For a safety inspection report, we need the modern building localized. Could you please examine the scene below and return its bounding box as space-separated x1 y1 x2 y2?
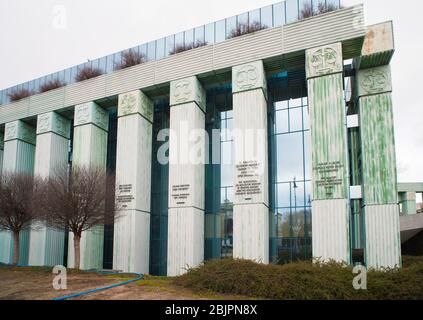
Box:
0 1 419 276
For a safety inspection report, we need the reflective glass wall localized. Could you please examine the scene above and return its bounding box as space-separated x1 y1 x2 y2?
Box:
0 0 341 106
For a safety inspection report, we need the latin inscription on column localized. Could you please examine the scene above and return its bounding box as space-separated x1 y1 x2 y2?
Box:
171 184 191 206
314 161 345 198
117 184 134 209
235 160 262 201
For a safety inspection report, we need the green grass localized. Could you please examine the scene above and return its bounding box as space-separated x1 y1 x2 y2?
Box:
174 257 423 300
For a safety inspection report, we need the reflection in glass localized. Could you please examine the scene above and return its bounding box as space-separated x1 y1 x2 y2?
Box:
215 19 226 43
277 132 304 182
261 5 273 28
273 2 286 27
286 0 299 23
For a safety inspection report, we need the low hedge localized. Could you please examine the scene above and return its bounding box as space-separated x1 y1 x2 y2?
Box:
174 257 423 300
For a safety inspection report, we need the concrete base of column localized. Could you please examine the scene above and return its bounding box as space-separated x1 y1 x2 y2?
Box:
233 203 269 264
312 199 350 263
68 225 104 270
113 210 150 274
167 207 204 276
365 204 401 269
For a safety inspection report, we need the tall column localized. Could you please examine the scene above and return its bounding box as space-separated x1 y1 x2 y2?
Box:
0 120 36 265
232 60 269 264
67 102 109 270
29 112 71 266
357 65 401 269
306 43 350 263
399 192 417 215
113 90 153 274
167 76 205 276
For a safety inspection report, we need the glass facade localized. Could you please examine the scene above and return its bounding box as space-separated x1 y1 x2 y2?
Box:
0 0 341 106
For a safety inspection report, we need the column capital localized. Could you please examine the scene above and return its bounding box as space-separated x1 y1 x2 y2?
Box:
118 90 154 123
232 60 267 96
74 102 109 131
37 112 71 139
357 65 392 97
306 42 343 79
170 76 206 112
4 120 36 145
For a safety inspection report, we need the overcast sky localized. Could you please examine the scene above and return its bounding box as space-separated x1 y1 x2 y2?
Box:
0 0 422 182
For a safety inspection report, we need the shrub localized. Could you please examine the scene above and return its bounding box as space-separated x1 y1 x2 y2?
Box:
169 40 208 55
7 89 34 102
39 79 66 93
228 21 267 39
174 258 423 300
114 49 146 70
75 66 104 82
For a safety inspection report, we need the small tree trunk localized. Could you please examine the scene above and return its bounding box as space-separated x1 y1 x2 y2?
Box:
74 235 81 270
12 232 20 265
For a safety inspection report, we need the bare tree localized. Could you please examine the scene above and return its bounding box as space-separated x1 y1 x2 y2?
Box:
43 165 118 270
0 173 46 265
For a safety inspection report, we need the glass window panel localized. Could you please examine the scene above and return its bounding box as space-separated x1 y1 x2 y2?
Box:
238 12 248 26
249 9 261 24
105 54 114 73
98 56 107 74
303 96 308 106
175 31 184 49
273 2 286 27
292 181 305 207
299 0 312 19
165 35 174 57
291 209 305 237
289 98 302 108
147 41 156 61
226 187 234 204
313 0 326 15
286 0 299 23
277 183 291 208
290 107 303 132
275 100 288 110
139 44 148 59
205 23 215 45
261 5 273 28
156 38 165 60
277 210 291 237
215 19 226 43
277 132 304 182
194 26 205 44
276 109 289 134
185 29 194 47
226 16 236 39
327 0 340 10
304 131 312 180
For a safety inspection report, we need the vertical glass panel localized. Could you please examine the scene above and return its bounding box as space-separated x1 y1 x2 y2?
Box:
261 5 273 28
215 19 226 43
276 109 289 134
305 181 312 206
139 44 148 59
237 12 248 26
313 0 326 15
327 0 340 10
194 26 205 44
299 0 312 19
277 183 291 208
221 142 233 187
226 16 236 39
249 8 261 24
277 210 291 237
175 31 185 50
277 132 304 182
98 56 107 74
289 98 302 108
185 29 194 47
205 23 215 45
286 0 299 23
290 107 303 132
156 38 165 60
275 100 289 110
165 35 174 57
147 41 156 61
292 181 305 207
273 2 286 27
291 209 305 237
